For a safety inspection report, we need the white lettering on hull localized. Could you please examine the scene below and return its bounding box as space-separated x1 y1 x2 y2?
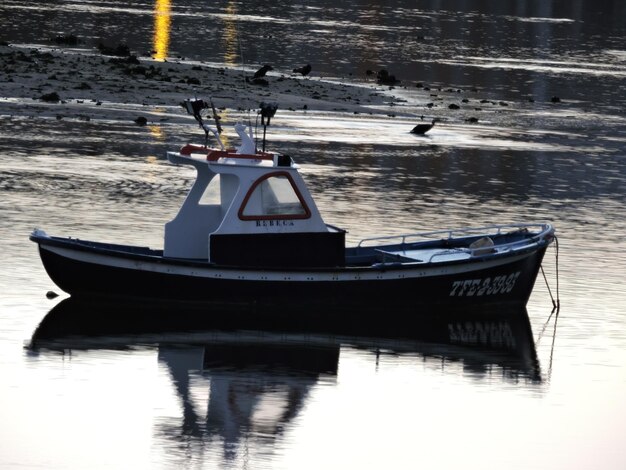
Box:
449 271 521 297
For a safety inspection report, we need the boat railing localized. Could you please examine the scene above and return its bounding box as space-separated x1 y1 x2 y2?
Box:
356 223 553 260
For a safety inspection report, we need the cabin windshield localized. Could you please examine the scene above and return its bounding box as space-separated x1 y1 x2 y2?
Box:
239 173 310 219
199 174 220 205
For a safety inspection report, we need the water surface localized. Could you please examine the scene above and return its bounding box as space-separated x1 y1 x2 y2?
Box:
1 1 625 469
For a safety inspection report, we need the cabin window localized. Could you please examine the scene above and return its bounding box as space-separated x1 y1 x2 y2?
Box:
199 174 220 205
239 172 311 220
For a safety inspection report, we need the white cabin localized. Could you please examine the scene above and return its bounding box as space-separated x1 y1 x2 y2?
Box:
164 130 345 268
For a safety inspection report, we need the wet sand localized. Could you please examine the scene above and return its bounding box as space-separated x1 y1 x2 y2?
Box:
0 42 509 129
0 43 405 124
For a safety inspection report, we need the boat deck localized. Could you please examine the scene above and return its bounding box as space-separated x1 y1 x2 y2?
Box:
345 224 552 267
33 223 553 270
374 247 471 264
371 245 530 264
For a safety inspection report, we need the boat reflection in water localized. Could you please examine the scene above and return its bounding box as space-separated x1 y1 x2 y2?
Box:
156 340 339 457
29 298 543 460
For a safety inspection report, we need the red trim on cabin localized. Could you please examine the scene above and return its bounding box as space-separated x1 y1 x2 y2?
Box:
238 171 312 221
179 144 208 155
179 145 275 162
206 150 274 162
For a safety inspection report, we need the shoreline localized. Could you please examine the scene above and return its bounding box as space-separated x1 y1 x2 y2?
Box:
0 43 407 125
0 42 509 130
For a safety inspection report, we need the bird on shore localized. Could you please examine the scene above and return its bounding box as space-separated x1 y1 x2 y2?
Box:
253 64 273 79
245 77 269 86
293 64 312 76
410 118 436 135
377 68 399 85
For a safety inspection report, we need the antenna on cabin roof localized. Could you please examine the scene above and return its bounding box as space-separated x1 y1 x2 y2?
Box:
209 98 223 135
181 98 224 150
259 102 278 152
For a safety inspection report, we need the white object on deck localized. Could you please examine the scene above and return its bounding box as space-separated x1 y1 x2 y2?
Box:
235 122 256 154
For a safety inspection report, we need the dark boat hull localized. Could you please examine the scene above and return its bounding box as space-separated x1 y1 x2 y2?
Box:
32 232 550 313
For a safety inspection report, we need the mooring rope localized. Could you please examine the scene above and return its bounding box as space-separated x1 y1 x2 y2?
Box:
535 235 561 381
554 235 560 309
540 235 560 312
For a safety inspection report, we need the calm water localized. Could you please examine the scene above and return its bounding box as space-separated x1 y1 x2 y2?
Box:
1 1 626 469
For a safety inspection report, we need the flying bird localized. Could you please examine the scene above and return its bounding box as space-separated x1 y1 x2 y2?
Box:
293 64 312 76
253 64 273 79
410 118 436 135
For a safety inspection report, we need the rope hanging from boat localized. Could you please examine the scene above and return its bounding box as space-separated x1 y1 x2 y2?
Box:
540 235 560 312
535 236 561 376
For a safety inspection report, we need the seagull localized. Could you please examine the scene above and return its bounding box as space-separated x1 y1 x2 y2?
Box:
253 64 273 79
293 64 312 76
410 118 436 135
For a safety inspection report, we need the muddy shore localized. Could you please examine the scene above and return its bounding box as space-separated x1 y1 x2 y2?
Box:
0 41 514 132
0 43 409 124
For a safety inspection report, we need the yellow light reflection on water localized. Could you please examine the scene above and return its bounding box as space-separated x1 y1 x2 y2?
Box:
147 124 165 141
223 2 239 66
153 0 171 61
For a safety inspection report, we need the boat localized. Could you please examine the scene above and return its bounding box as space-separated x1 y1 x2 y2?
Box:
30 99 556 313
